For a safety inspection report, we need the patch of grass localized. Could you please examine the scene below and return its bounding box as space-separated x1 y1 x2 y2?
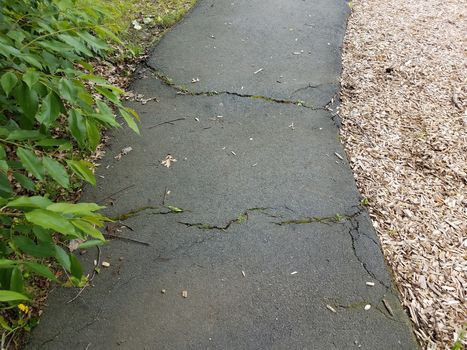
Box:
85 0 197 54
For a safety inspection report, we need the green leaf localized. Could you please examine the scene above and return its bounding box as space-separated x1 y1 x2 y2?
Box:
0 41 21 58
85 119 100 150
22 69 40 89
13 173 35 192
0 172 12 195
56 0 73 11
7 129 45 141
12 236 55 258
94 26 122 44
69 254 83 279
77 61 94 73
10 267 24 293
58 78 76 103
47 202 103 215
0 316 13 332
58 34 92 56
20 54 42 69
95 86 120 105
167 205 184 213
54 246 71 271
32 226 53 243
25 209 76 236
6 196 52 209
77 32 108 52
7 30 26 45
96 84 124 95
68 110 86 148
0 290 29 302
71 219 105 240
37 92 63 128
0 160 8 173
120 109 139 134
1 72 18 96
35 138 71 149
80 74 106 84
67 160 95 185
22 262 57 282
77 240 105 249
124 107 140 121
92 101 120 127
0 145 5 160
14 82 38 125
0 259 17 268
16 148 44 180
43 157 69 188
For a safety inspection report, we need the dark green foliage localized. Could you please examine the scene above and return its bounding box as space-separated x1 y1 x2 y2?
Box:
0 0 139 330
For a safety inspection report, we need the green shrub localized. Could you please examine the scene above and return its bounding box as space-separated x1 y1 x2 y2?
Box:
0 0 139 332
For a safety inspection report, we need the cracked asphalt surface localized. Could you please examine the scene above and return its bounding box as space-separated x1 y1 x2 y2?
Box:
27 0 418 349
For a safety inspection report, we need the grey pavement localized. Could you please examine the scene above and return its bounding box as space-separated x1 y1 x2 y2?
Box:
27 0 418 349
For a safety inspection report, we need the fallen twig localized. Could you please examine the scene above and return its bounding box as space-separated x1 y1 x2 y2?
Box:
97 184 136 204
148 117 186 129
103 232 150 246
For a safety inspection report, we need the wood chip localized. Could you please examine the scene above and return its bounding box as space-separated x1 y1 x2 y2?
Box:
364 304 371 311
334 152 344 160
101 261 110 268
365 281 375 287
382 299 394 317
181 290 188 298
326 305 337 313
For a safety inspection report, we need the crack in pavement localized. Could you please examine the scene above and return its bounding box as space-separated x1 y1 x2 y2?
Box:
289 82 337 99
37 308 103 349
179 205 366 231
347 214 391 290
178 207 273 230
177 205 393 293
143 63 329 110
274 213 351 226
329 299 400 323
109 204 185 221
108 202 389 292
109 203 392 294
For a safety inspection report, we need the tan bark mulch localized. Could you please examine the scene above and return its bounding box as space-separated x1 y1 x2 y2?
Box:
339 1 466 349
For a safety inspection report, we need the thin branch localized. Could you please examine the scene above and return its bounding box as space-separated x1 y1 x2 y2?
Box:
97 184 135 204
147 117 186 129
103 233 150 246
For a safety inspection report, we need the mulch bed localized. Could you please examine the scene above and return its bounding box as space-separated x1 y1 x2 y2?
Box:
339 0 466 348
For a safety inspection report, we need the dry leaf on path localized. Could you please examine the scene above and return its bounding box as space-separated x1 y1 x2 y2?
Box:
114 146 133 160
161 154 177 168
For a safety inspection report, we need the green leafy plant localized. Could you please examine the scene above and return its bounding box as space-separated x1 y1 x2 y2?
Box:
0 0 139 336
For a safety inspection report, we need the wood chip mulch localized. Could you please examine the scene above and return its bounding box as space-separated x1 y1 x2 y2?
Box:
339 0 466 349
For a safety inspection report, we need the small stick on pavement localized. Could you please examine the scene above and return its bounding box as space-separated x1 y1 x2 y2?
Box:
97 184 136 204
382 299 394 317
148 117 186 129
103 233 150 246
